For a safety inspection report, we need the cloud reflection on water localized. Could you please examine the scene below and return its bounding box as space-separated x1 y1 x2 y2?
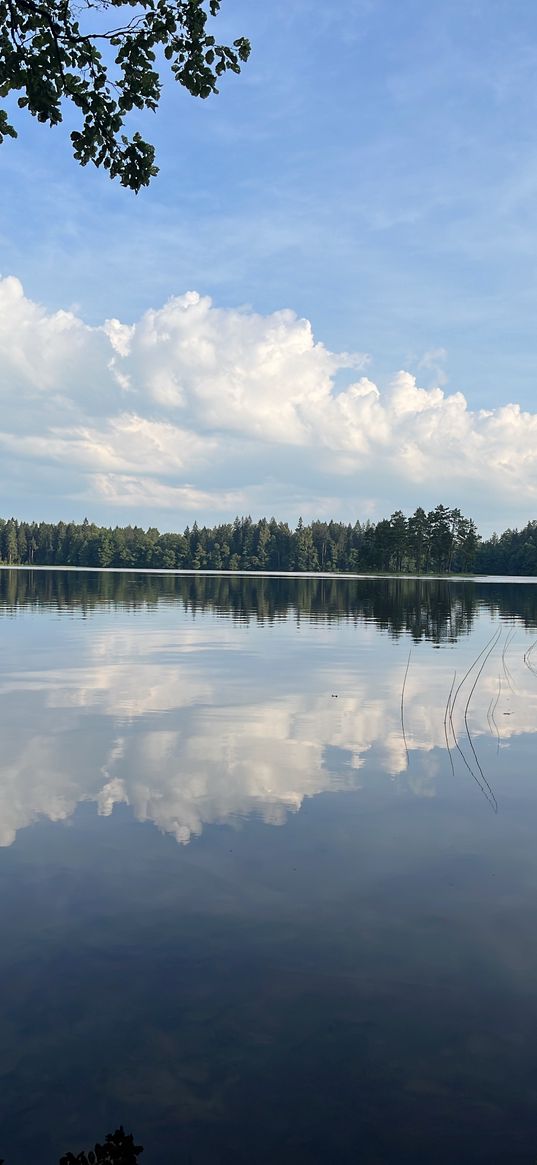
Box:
1 597 537 848
3 566 535 848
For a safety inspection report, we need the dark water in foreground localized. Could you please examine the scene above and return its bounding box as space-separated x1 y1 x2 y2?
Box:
2 570 537 1163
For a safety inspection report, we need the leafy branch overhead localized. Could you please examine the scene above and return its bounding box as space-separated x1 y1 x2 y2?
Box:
0 0 250 189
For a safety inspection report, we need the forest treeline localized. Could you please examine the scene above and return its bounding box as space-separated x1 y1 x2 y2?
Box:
0 505 480 573
0 504 535 575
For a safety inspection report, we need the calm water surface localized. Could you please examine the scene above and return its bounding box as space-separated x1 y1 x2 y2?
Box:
2 570 537 1163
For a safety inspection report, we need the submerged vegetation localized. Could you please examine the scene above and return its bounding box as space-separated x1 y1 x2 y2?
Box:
0 504 536 575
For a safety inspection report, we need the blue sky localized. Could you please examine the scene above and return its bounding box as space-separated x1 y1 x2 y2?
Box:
2 0 537 532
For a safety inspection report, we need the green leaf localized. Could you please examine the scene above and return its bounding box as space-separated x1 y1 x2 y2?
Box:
0 0 249 189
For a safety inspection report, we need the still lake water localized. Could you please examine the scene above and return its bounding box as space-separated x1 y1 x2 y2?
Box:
2 570 537 1163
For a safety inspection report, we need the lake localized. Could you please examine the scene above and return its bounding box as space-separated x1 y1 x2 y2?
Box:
1 569 537 1163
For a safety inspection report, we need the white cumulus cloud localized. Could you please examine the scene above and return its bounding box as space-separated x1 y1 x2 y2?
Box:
1 276 537 528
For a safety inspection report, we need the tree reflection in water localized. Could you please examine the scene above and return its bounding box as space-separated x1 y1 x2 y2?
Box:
4 568 537 643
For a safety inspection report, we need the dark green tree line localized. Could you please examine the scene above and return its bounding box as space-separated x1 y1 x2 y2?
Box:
0 506 484 574
478 519 537 576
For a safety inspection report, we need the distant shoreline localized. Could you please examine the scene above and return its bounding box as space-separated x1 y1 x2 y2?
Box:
1 564 535 583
